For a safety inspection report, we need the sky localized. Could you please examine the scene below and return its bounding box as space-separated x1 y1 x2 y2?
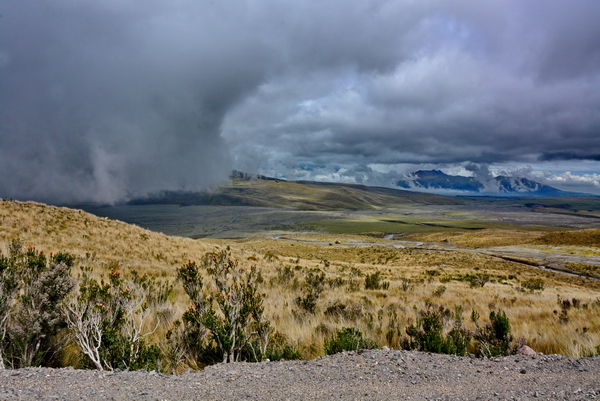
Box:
1 0 600 204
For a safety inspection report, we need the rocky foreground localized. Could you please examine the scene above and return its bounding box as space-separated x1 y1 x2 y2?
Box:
0 349 598 400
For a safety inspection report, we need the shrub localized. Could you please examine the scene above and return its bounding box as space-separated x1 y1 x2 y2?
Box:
400 277 412 291
0 244 20 369
250 331 301 361
432 285 447 297
443 307 471 356
365 271 389 290
472 310 513 357
177 250 270 364
405 306 471 356
10 250 75 368
324 327 378 355
64 265 171 371
324 301 363 320
466 274 490 288
295 269 325 314
272 265 296 287
0 243 75 368
327 276 345 288
406 309 445 353
521 278 544 292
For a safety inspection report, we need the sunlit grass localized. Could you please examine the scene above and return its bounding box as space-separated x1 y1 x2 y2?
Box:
1 199 600 361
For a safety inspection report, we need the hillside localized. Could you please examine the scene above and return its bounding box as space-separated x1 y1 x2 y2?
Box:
1 198 600 369
0 199 212 276
128 176 464 210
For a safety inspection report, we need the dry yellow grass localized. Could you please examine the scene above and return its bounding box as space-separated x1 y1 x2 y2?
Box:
1 200 599 359
208 234 600 358
533 228 600 247
0 199 213 276
404 229 547 248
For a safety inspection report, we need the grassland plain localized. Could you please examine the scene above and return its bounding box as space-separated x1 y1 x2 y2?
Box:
1 198 600 369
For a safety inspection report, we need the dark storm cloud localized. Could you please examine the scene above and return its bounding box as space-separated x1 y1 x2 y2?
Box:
2 1 600 203
223 0 600 177
0 0 275 203
539 152 600 162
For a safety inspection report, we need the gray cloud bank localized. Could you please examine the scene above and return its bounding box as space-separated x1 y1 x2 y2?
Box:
1 1 600 203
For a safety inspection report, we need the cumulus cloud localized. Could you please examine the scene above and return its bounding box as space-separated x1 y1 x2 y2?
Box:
1 0 600 203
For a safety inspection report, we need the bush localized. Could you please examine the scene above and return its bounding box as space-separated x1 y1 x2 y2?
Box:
0 246 20 369
272 265 296 287
521 278 544 292
466 274 490 288
432 285 447 297
250 331 301 361
295 269 325 314
324 301 363 320
64 265 171 371
324 327 378 355
177 249 270 364
472 310 513 357
405 306 471 356
0 243 75 368
365 271 389 290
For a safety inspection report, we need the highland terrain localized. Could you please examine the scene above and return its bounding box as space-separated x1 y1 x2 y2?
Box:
1 177 600 399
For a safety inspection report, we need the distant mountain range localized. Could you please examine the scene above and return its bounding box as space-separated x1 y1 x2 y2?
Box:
396 170 585 196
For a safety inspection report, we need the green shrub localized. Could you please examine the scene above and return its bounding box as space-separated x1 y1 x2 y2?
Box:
443 307 471 356
472 310 513 357
295 269 325 314
249 331 301 361
64 265 171 371
466 274 490 288
0 244 20 369
432 285 447 297
405 306 471 356
324 327 378 355
177 250 270 364
272 265 296 287
521 278 544 292
0 243 75 368
324 301 363 320
327 276 345 288
365 271 389 290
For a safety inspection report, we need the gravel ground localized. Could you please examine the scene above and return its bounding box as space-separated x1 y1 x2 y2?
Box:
0 349 598 400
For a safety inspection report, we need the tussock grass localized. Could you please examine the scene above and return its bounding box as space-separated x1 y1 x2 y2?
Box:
0 200 213 276
1 200 600 360
210 234 600 357
404 229 547 248
534 228 600 247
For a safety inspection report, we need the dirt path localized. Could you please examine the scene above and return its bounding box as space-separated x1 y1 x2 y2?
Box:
0 350 598 400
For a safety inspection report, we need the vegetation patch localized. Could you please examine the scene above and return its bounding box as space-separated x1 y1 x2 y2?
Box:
534 229 600 247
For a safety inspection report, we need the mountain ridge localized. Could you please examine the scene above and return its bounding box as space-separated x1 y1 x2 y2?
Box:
396 169 587 196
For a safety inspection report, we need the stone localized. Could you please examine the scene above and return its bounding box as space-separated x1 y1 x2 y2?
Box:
518 345 536 355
